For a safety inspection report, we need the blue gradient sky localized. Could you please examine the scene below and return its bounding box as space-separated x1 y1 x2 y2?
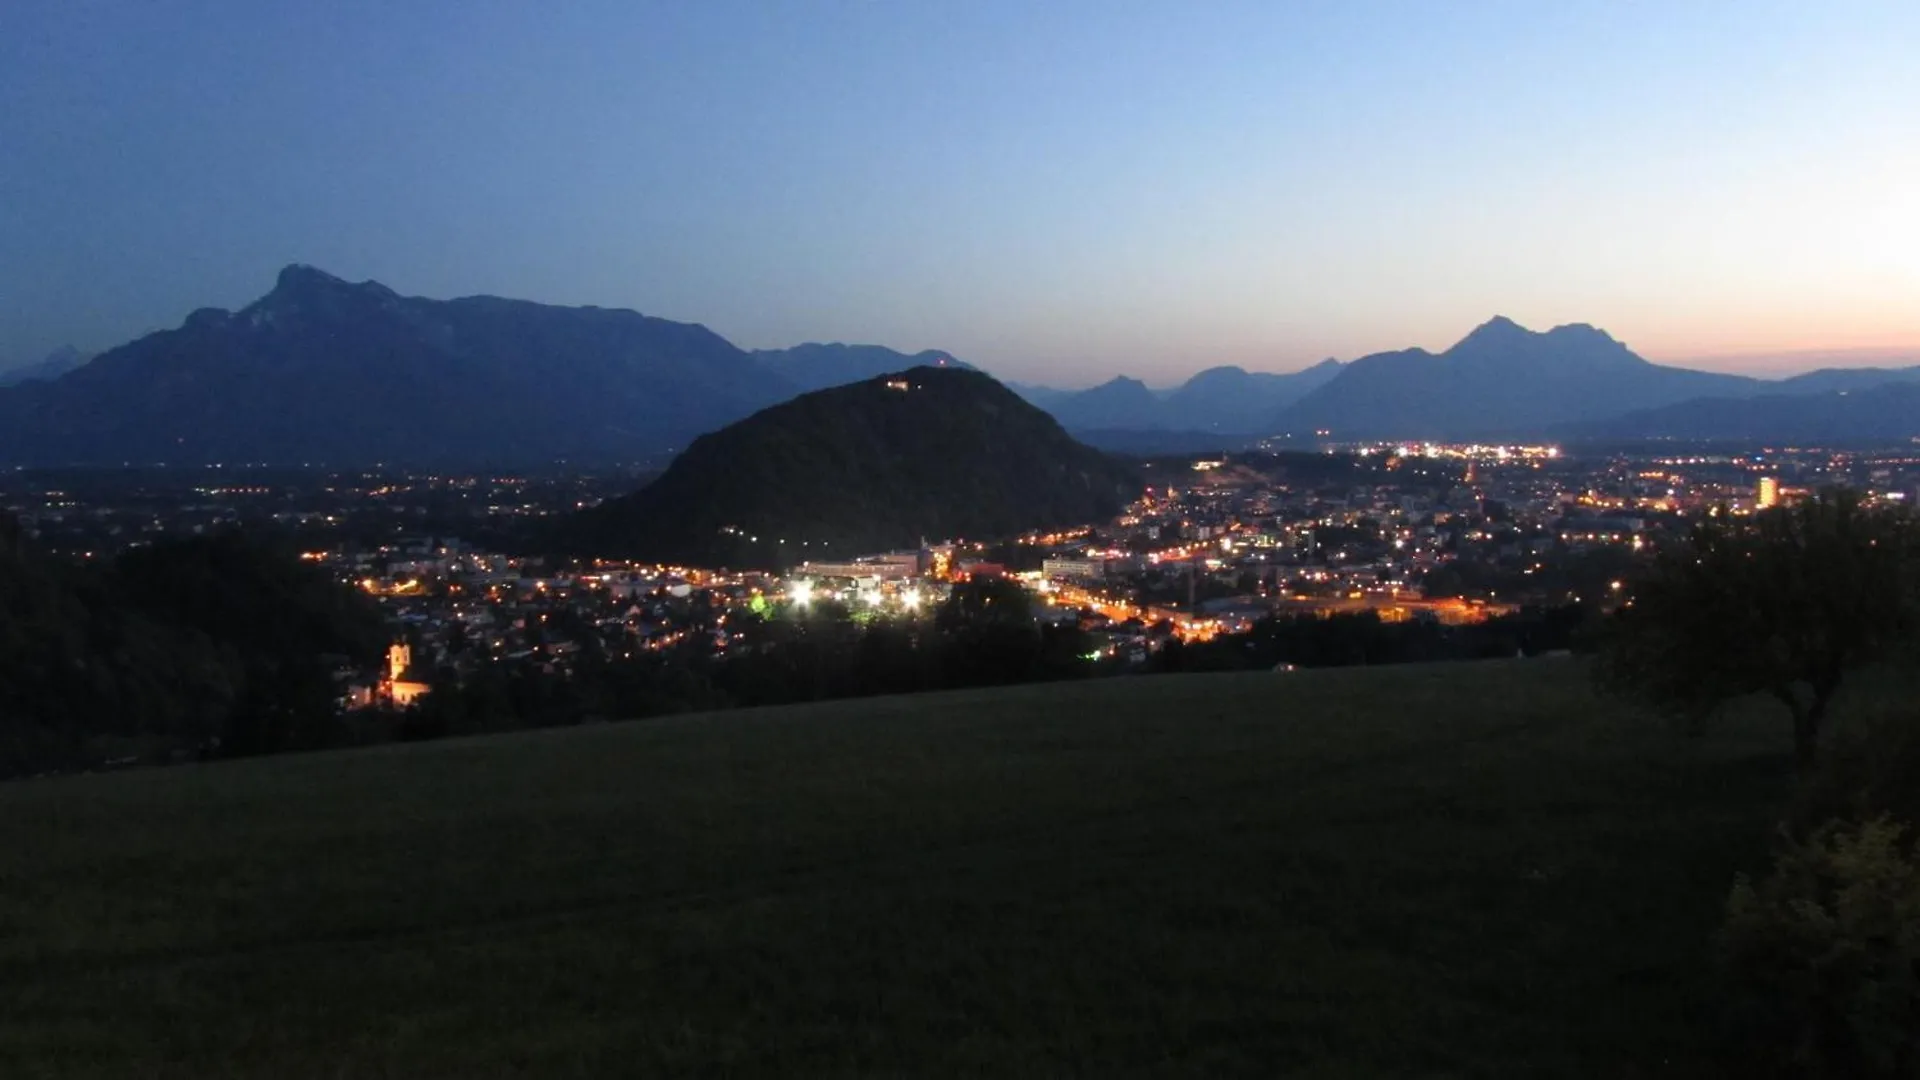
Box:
4 0 1916 386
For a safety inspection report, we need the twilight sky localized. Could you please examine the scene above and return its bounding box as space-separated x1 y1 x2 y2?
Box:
3 0 1917 386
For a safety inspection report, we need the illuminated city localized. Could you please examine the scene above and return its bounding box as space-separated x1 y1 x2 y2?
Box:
6 2 1920 1072
8 440 1917 711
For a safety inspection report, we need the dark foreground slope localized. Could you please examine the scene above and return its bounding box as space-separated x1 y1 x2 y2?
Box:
0 662 1792 1078
567 366 1140 564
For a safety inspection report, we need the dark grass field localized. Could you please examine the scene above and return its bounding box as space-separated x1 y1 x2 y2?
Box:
0 660 1801 1077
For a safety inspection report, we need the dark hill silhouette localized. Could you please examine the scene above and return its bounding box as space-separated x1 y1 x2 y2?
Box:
1270 317 1758 438
564 367 1140 565
0 266 796 465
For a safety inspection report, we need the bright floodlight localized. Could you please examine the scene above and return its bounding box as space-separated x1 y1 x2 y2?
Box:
791 579 812 606
901 588 921 610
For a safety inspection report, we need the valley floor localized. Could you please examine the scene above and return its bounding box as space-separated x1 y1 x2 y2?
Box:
0 661 1794 1077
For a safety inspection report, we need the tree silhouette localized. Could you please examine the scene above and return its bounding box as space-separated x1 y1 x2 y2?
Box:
1599 490 1918 767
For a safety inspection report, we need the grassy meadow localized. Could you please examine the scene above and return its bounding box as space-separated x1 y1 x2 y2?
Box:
0 660 1802 1077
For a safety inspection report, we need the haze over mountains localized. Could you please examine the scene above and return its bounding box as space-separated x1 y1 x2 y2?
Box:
0 346 90 388
1 266 1915 467
1563 382 1920 443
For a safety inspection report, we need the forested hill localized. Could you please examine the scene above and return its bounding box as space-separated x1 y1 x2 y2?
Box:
563 367 1143 565
0 521 385 776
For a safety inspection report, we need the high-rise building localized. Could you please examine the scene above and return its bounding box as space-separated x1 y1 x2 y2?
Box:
1042 556 1107 581
1757 476 1780 509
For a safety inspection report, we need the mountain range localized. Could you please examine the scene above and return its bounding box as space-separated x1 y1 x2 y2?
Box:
1014 361 1345 432
0 268 1002 466
562 367 1140 566
3 265 1916 465
1268 317 1747 439
0 266 798 465
1270 317 1920 440
1023 318 1920 442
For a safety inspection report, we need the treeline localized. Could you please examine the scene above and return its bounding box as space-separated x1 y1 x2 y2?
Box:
1157 605 1592 672
401 582 1596 741
0 519 1598 775
0 518 385 777
401 580 1106 740
1597 491 1920 1077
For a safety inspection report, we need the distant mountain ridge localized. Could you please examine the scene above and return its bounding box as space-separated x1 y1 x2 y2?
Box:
753 343 974 392
0 270 1010 466
1042 376 1162 430
1258 317 1748 438
1014 321 1919 441
6 267 1918 463
1561 383 1920 444
564 367 1140 566
1163 361 1345 430
1015 361 1344 433
0 346 90 388
0 266 804 465
1766 365 1920 395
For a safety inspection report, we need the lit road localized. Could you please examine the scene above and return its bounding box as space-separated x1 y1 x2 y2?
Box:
1044 582 1223 642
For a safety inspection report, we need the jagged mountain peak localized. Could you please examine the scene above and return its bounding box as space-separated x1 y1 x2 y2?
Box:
1440 314 1639 371
261 264 400 308
1451 315 1625 348
1455 314 1532 346
1273 317 1748 438
276 263 348 290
